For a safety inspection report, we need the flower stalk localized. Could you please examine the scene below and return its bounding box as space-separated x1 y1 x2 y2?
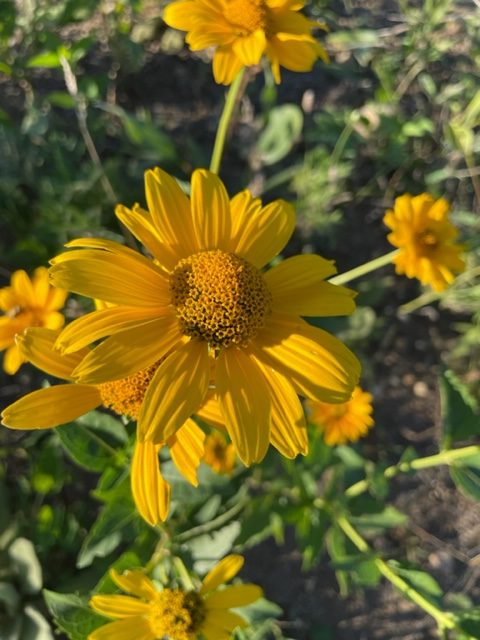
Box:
329 250 399 286
210 68 246 174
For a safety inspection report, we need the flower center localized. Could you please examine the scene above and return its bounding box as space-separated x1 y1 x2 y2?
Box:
169 250 272 349
418 230 439 250
224 0 267 34
97 361 160 420
148 589 205 640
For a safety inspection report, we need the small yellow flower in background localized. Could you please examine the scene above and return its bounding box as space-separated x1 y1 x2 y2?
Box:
163 0 328 85
49 167 360 467
383 193 465 292
203 431 236 475
0 327 205 526
306 386 374 446
89 554 262 640
0 267 67 374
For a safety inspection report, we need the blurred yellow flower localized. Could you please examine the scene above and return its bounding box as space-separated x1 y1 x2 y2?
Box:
203 431 236 475
49 167 360 466
306 386 374 446
89 554 262 640
384 193 465 292
0 267 67 374
0 327 205 526
163 0 328 84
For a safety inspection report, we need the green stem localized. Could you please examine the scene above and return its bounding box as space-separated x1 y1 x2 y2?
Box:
336 515 456 630
330 121 355 167
329 249 399 286
175 497 248 544
173 556 195 591
346 445 480 498
209 69 246 175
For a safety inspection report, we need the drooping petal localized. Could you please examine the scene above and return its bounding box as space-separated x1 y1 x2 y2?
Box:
3 344 24 375
144 167 199 267
232 29 266 65
213 46 245 85
169 418 206 486
1 385 101 429
216 348 271 465
200 554 244 594
17 328 87 380
72 315 182 384
88 617 154 640
255 314 360 403
110 569 158 600
230 200 295 268
203 610 248 634
56 306 162 354
191 169 232 250
265 255 356 317
89 595 150 619
205 584 263 609
131 441 170 525
138 340 210 442
50 250 169 308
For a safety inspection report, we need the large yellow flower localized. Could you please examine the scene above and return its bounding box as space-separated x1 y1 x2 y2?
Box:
0 267 67 374
163 0 328 84
89 554 262 640
49 167 360 466
383 193 465 292
0 327 205 526
306 385 374 446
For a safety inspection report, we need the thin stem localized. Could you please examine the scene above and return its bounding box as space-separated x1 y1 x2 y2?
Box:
209 68 246 175
329 249 399 286
175 497 248 544
336 515 456 630
345 445 480 498
173 556 195 591
330 121 355 167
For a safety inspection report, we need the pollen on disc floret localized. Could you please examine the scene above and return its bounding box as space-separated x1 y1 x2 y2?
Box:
169 249 272 349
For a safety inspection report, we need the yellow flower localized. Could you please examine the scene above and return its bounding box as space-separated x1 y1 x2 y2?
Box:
306 386 374 446
89 554 262 640
0 267 67 374
49 167 360 466
384 193 465 292
0 327 205 526
163 0 328 84
203 431 236 475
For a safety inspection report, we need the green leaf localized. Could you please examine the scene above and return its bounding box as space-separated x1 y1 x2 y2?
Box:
453 608 480 636
0 582 20 616
439 369 479 446
450 465 480 501
256 104 303 165
190 521 241 574
7 538 43 595
389 561 443 599
76 500 136 569
350 506 407 530
238 598 283 625
56 411 127 472
43 590 105 640
26 52 63 68
20 606 54 640
93 550 143 594
46 92 76 109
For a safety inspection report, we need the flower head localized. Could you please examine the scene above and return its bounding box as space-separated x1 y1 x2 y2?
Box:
89 554 262 640
306 386 374 446
0 327 205 526
163 0 328 84
203 431 236 475
0 267 67 374
49 167 360 466
384 193 465 292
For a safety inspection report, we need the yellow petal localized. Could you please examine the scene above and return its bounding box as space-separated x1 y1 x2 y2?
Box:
73 315 182 384
50 250 169 308
230 200 295 268
138 340 210 442
43 310 65 330
213 46 245 85
203 610 248 634
144 167 198 267
255 314 360 403
206 584 263 609
17 328 86 380
265 255 356 317
191 169 232 250
163 0 198 30
89 595 150 619
32 267 50 306
88 617 154 640
216 348 271 465
196 391 226 430
253 359 308 458
232 29 266 65
1 384 101 429
11 270 35 307
110 569 158 600
56 306 162 354
3 344 25 375
200 555 244 594
169 418 206 486
131 440 170 525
